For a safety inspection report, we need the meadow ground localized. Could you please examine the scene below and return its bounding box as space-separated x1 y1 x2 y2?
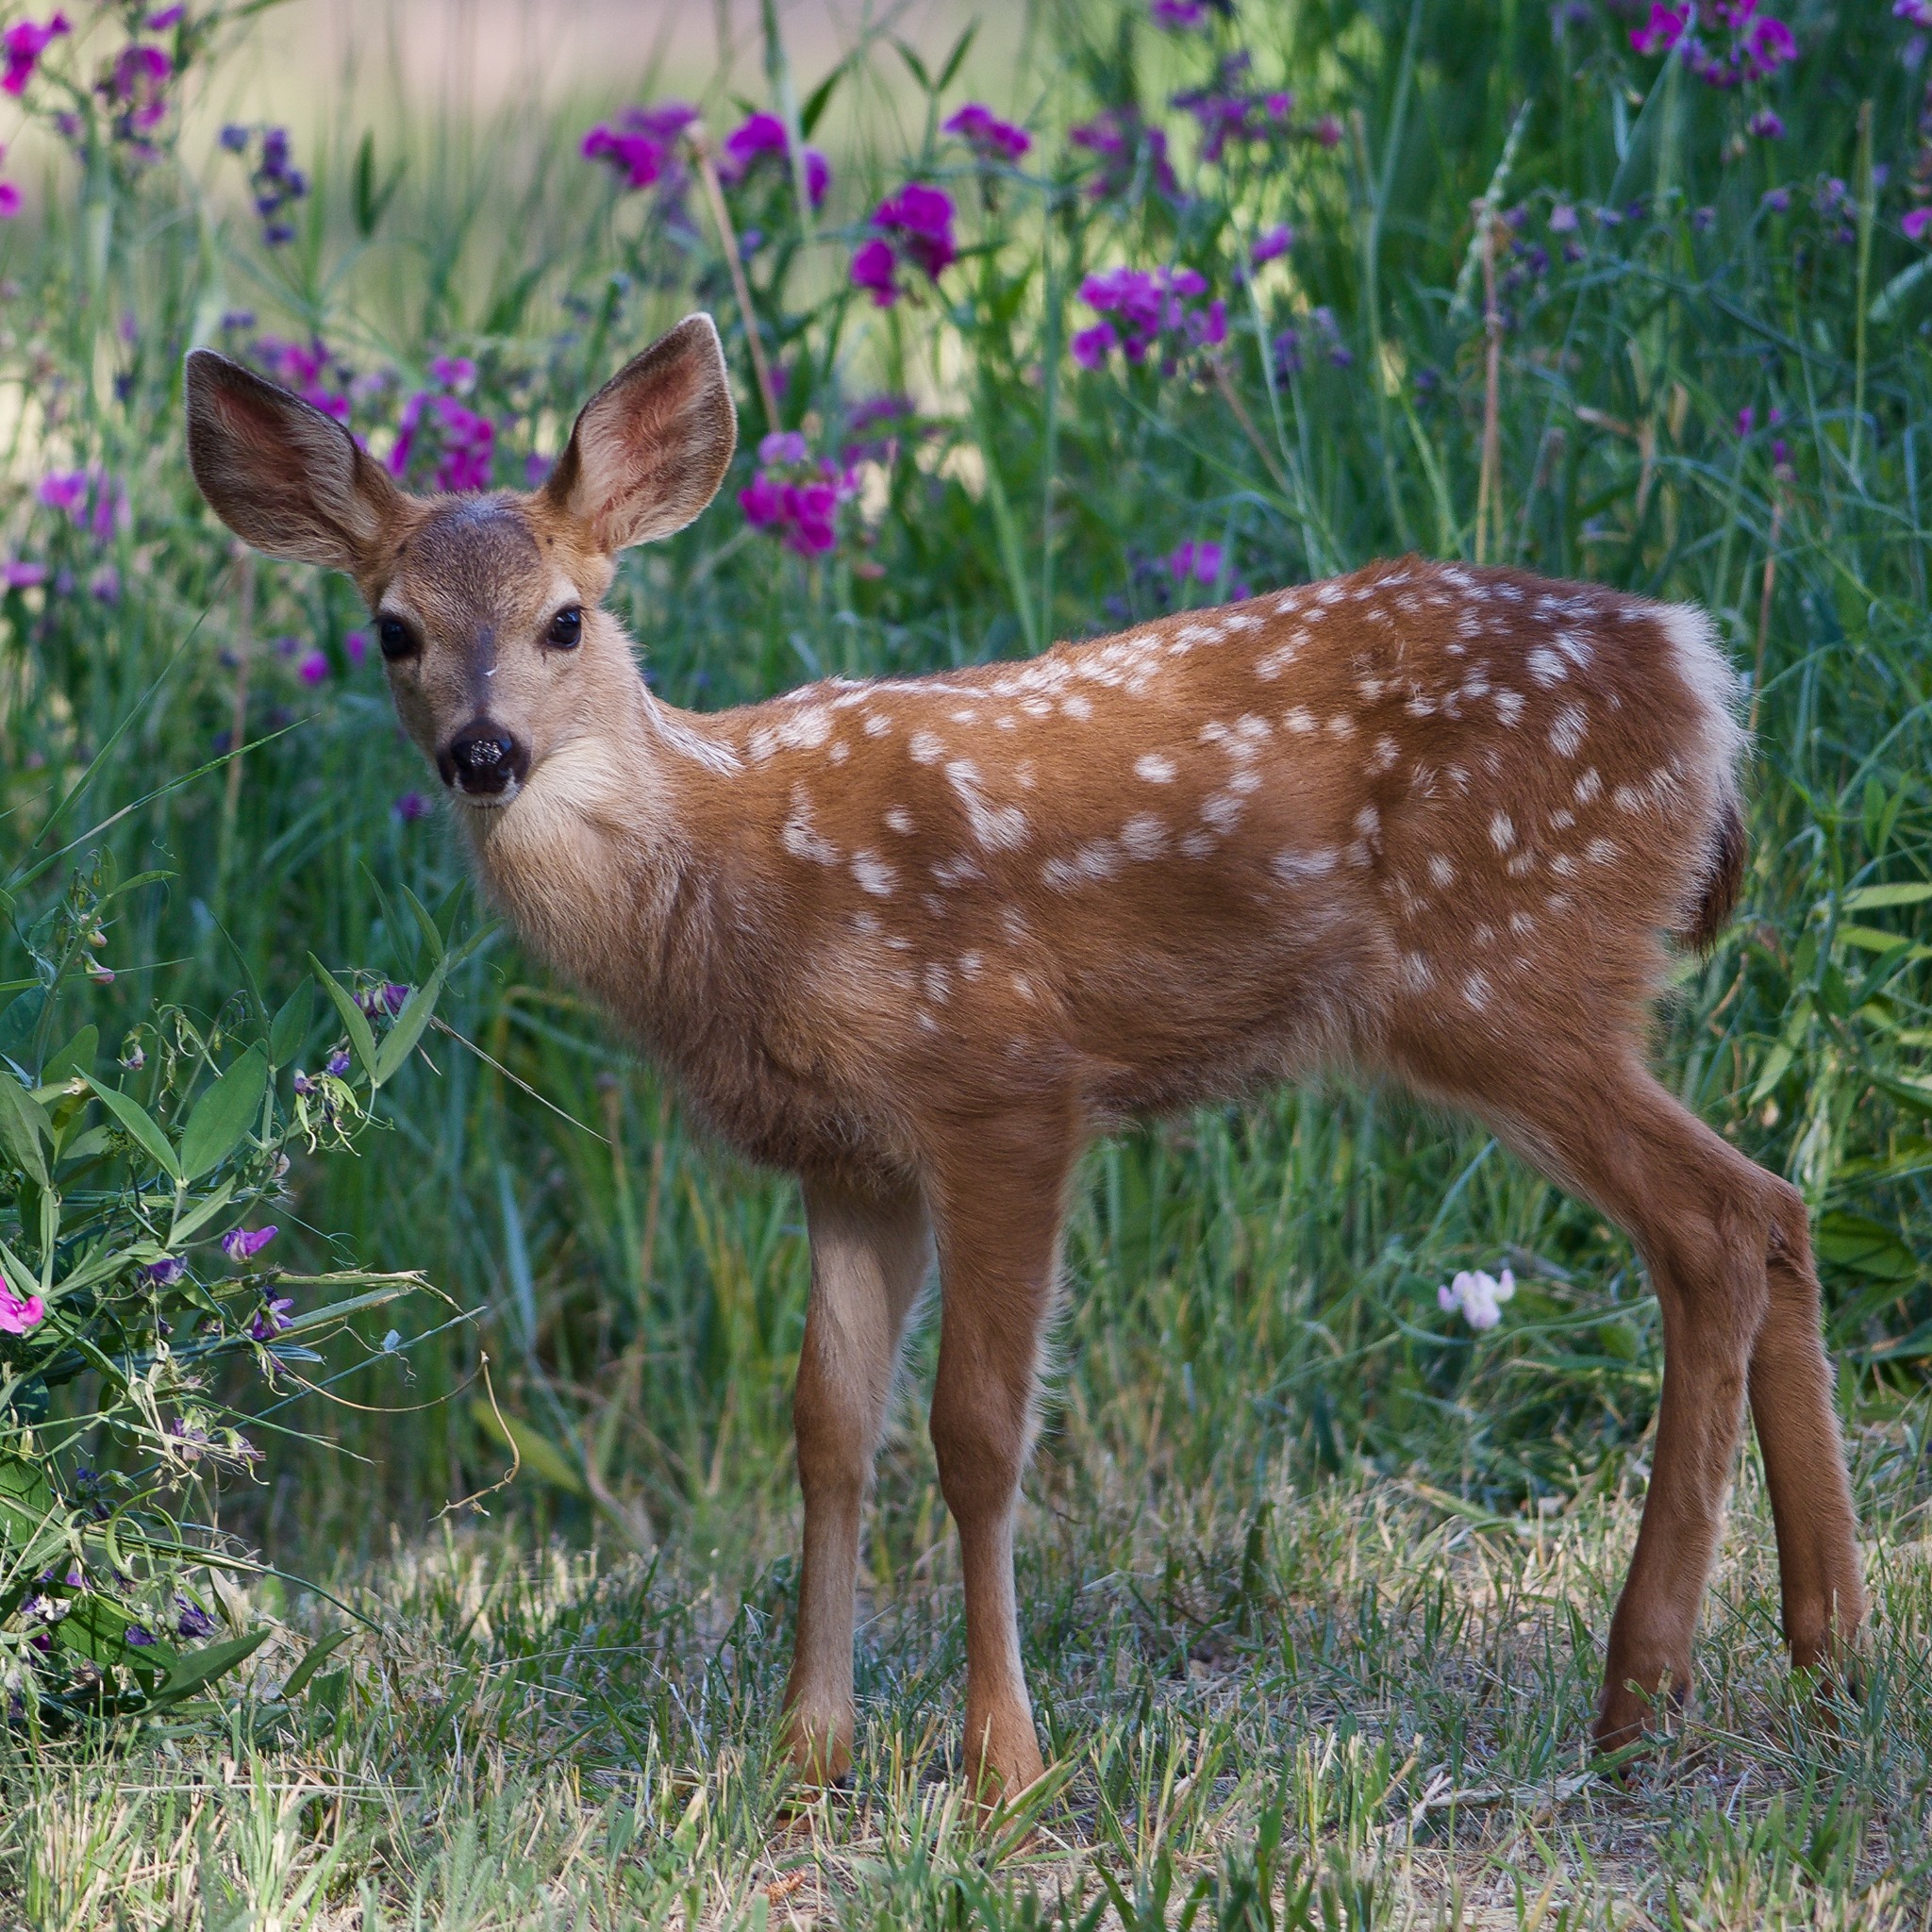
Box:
2 0 1932 1922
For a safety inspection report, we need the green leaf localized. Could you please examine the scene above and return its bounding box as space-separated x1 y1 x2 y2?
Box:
892 37 931 91
1840 882 1932 911
268 982 313 1068
0 987 48 1069
308 957 376 1082
798 58 849 138
41 1025 96 1084
1814 1211 1918 1282
0 1075 50 1186
278 1627 351 1702
471 1397 586 1494
935 21 977 91
401 886 445 967
372 962 447 1088
85 1078 182 1183
148 1627 271 1709
169 1174 238 1246
177 1047 267 1181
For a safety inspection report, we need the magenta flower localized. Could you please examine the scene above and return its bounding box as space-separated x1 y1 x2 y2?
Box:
739 435 858 557
254 336 349 420
222 1225 278 1265
108 43 172 134
345 630 368 667
1906 208 1932 242
718 112 830 208
428 354 476 391
1748 108 1784 140
582 125 667 190
1069 108 1178 202
147 4 186 25
144 1257 184 1286
0 181 18 219
392 790 428 823
1074 265 1224 370
1629 3 1690 56
4 562 47 590
37 472 89 517
1168 540 1224 584
0 1269 45 1336
849 183 956 308
1 13 69 97
296 651 329 685
1151 0 1211 25
944 103 1031 163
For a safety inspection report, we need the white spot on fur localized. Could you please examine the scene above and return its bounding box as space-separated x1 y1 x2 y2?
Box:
1464 971 1491 1009
775 706 832 752
1428 855 1456 889
885 807 915 835
863 713 893 737
1587 837 1619 864
1493 689 1524 726
1326 714 1357 740
1526 646 1566 687
1550 807 1574 830
1273 847 1337 884
851 851 896 895
1061 694 1093 721
1400 952 1435 991
1574 767 1602 804
945 760 1030 852
909 729 944 764
1549 706 1587 757
1283 708 1316 735
781 787 840 866
1508 910 1536 937
1136 753 1177 783
1121 813 1168 859
1490 812 1515 851
1367 734 1400 774
1179 829 1218 858
1201 791 1245 833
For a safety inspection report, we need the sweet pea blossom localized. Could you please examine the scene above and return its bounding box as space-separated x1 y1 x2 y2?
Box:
581 101 698 191
1250 223 1294 265
1438 1267 1516 1332
850 182 957 308
2 13 69 96
1906 208 1932 242
1072 265 1226 371
944 103 1030 162
250 1294 294 1341
717 112 830 208
222 1225 278 1264
1069 108 1177 202
739 430 858 557
0 1270 45 1335
1629 2 1798 86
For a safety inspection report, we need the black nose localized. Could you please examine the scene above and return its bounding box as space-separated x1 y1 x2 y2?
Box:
440 721 529 796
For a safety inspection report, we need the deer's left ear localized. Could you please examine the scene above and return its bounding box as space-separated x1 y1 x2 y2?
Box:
544 314 738 554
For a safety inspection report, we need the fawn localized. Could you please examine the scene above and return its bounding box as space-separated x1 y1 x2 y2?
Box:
184 314 1864 1800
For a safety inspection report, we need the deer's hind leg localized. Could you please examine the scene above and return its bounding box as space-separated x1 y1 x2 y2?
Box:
782 1174 933 1784
1431 1042 1861 1746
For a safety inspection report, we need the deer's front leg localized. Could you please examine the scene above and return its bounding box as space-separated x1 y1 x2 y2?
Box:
925 1120 1075 1803
782 1175 931 1785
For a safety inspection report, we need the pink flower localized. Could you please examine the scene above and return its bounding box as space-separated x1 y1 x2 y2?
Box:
944 103 1031 162
146 4 186 25
850 238 898 307
849 184 956 308
296 651 329 684
4 561 47 590
1746 15 1795 72
1 13 69 97
1437 1267 1515 1332
1906 208 1932 243
108 43 172 134
0 1271 45 1336
1071 322 1119 370
582 124 668 191
0 182 17 219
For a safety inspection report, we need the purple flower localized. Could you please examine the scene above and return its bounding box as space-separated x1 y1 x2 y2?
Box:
175 1597 215 1640
2 14 69 97
222 1225 278 1264
250 1295 294 1341
850 183 957 308
1548 202 1579 234
325 1049 352 1077
1074 264 1224 370
296 651 329 685
345 631 368 667
0 180 19 220
718 111 830 208
147 5 186 25
107 43 172 135
944 103 1031 162
392 790 427 823
1070 109 1177 202
584 98 700 190
1071 322 1119 370
37 471 87 516
1151 0 1211 25
291 1071 314 1095
1629 3 1690 56
125 1624 156 1647
1736 406 1756 437
4 562 47 590
1762 186 1790 213
429 355 476 391
1168 541 1224 585
1907 208 1932 242
143 1257 185 1287
738 437 858 558
1250 223 1294 265
356 982 409 1019
850 238 898 306
758 429 809 466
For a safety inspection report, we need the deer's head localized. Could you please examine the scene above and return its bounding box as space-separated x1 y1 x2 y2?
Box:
184 315 737 808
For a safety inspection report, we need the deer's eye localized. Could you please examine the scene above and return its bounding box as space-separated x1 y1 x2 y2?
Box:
377 616 417 661
545 606 582 649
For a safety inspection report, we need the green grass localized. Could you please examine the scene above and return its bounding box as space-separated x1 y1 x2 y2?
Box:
3 0 1932 1918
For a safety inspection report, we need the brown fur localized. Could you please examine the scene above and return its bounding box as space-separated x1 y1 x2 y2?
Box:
183 315 1865 1801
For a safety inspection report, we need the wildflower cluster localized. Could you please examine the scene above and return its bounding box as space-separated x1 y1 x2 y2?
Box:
1069 106 1177 203
219 123 307 246
739 430 858 557
850 183 957 308
717 111 829 208
1172 53 1343 165
580 100 698 195
391 358 494 493
0 860 447 1719
1 12 67 97
943 102 1030 164
1073 265 1226 373
1627 3 1798 92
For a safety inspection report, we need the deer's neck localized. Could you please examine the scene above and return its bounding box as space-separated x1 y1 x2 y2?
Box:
459 685 716 1032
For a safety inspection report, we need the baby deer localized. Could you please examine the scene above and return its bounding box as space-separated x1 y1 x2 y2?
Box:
184 314 1863 1800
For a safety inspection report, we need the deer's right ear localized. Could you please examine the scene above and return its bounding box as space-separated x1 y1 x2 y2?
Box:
183 349 402 573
